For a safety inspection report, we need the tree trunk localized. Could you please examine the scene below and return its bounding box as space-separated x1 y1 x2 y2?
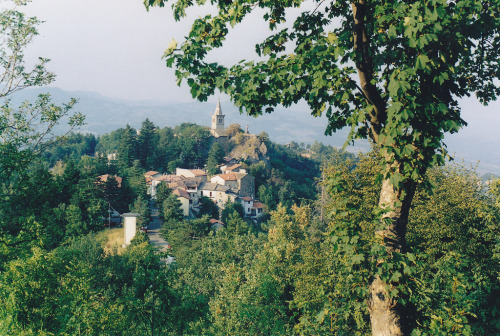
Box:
368 177 416 336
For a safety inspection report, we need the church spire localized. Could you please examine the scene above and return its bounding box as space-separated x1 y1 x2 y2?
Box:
214 99 223 115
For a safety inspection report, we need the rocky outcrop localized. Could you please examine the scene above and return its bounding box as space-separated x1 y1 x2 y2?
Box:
227 134 269 164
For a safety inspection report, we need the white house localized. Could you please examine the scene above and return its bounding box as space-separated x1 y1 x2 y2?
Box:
237 197 265 218
211 173 239 190
220 163 243 174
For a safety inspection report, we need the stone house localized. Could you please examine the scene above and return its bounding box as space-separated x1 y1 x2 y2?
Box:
200 182 238 208
210 172 255 198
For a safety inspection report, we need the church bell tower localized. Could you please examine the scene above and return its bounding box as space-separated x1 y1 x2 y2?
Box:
210 100 227 138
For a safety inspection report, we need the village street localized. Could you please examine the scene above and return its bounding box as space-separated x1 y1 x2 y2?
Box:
146 209 170 253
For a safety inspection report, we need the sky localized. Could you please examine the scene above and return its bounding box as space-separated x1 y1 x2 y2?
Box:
5 0 500 170
17 1 499 106
19 0 317 103
21 0 208 102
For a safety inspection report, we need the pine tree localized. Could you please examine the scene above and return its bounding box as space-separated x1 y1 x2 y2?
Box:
137 118 157 169
206 142 224 176
117 125 137 169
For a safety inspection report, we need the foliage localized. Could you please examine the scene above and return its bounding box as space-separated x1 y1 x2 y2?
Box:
220 200 245 224
43 132 97 166
318 154 500 334
163 193 184 224
129 195 152 228
65 176 106 238
198 195 219 219
0 232 182 335
409 166 500 262
101 174 128 213
173 123 212 169
206 142 225 175
118 124 138 169
225 123 244 137
155 181 172 207
161 216 265 334
0 5 85 262
137 118 158 169
145 0 500 331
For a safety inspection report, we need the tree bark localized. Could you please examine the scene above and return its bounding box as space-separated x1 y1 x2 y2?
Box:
351 0 419 333
368 177 416 336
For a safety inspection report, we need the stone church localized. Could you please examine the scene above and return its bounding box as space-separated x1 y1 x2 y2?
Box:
210 100 227 143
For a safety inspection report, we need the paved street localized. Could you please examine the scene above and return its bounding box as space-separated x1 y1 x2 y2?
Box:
147 209 170 252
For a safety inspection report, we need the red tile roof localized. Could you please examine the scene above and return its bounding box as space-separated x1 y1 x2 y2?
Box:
217 173 238 181
253 202 265 209
158 175 185 182
189 169 207 176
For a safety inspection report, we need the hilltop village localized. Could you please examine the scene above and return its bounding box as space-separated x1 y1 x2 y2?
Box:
146 103 263 224
101 102 267 226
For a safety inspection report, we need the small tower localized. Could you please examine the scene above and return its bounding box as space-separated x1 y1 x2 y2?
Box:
122 212 140 246
210 100 227 138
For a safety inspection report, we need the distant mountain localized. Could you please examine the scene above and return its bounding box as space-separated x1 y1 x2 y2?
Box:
6 87 499 174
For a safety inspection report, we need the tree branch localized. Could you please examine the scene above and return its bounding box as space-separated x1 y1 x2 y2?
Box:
351 0 386 143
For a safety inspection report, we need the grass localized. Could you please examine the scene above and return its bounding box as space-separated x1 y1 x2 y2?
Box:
98 227 126 255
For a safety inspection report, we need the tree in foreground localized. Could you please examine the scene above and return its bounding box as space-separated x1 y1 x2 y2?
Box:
0 2 84 260
144 0 499 334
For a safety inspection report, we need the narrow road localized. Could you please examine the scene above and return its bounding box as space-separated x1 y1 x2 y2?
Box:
147 209 170 252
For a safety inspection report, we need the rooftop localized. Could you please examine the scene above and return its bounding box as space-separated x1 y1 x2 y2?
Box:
253 202 265 209
189 169 207 176
226 163 242 171
172 188 190 200
144 171 160 177
216 173 238 181
201 182 229 192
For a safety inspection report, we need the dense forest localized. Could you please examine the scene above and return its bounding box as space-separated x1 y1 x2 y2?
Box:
1 115 500 335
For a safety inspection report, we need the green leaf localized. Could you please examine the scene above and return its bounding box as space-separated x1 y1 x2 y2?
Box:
164 38 178 57
415 54 430 70
387 25 397 38
389 172 404 187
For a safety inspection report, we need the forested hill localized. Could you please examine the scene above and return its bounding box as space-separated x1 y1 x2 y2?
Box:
42 120 354 212
11 87 500 174
10 87 355 150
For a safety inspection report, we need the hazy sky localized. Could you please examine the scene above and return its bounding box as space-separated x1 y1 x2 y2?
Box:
22 0 208 102
21 0 315 103
13 0 500 129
